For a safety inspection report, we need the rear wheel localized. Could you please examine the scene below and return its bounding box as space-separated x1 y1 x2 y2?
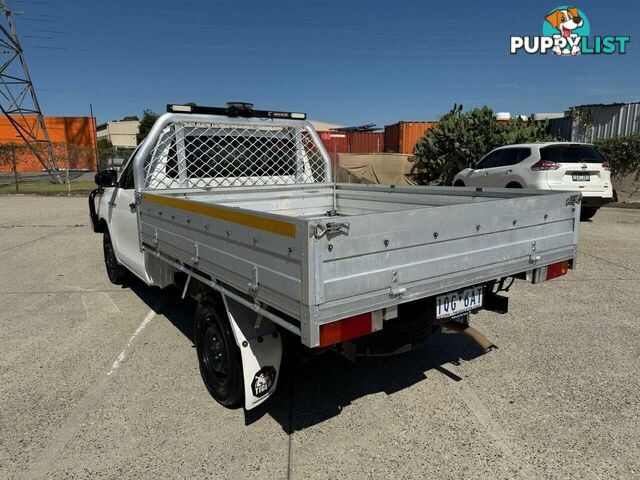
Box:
103 230 128 285
195 298 244 408
453 180 465 187
506 182 522 188
580 207 598 221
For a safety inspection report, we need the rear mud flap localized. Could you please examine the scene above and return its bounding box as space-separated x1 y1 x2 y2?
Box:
222 297 282 410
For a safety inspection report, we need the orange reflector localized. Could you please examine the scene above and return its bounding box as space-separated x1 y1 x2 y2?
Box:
546 260 569 281
319 312 373 347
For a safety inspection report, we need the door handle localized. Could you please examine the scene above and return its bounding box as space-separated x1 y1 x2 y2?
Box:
129 202 137 212
483 172 489 176
505 169 512 175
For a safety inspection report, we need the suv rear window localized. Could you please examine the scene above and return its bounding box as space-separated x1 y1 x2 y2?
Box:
497 147 531 167
540 145 605 164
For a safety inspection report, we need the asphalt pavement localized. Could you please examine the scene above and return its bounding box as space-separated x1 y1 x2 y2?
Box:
1 196 639 479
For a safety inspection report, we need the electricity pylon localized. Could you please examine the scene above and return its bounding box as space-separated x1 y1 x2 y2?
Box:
0 0 62 183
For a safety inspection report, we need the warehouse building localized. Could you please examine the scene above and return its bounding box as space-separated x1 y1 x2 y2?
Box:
0 115 97 173
96 120 140 148
548 102 640 142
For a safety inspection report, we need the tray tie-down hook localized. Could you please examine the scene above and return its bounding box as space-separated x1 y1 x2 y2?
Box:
566 194 582 206
310 221 350 240
529 241 541 264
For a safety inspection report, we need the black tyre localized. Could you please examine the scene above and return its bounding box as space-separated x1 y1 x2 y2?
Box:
103 230 128 285
580 207 598 221
506 182 523 188
195 298 243 408
453 180 465 187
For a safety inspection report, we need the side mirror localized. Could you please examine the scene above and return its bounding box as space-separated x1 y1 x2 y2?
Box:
95 169 118 188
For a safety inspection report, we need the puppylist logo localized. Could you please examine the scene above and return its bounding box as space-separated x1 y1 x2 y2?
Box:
511 6 630 56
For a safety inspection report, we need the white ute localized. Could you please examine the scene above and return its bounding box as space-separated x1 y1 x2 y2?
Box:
453 142 614 221
89 103 582 410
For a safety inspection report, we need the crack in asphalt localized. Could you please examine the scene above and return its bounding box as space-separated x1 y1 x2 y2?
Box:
581 252 640 274
440 361 540 479
0 289 127 295
0 223 87 228
0 226 76 254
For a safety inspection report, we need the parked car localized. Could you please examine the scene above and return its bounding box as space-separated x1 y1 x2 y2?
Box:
453 142 614 221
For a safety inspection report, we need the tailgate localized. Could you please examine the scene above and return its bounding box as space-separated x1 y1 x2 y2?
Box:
310 190 579 325
546 162 611 193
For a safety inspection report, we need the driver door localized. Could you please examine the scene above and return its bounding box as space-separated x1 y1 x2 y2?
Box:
107 157 147 280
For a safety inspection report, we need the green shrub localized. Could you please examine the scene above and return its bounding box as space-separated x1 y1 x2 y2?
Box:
594 134 640 179
411 104 555 185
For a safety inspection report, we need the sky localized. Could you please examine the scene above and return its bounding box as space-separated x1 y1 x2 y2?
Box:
11 0 640 126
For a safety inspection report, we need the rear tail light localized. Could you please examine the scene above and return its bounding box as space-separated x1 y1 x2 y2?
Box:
319 312 372 347
546 260 569 281
601 162 611 171
530 160 561 171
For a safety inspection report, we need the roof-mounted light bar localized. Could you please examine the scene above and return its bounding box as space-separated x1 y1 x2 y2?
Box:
166 103 307 120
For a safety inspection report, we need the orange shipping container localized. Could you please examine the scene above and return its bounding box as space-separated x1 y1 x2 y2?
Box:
347 131 384 153
384 121 435 154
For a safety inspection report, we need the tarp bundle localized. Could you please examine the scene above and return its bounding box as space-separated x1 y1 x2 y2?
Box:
335 153 416 185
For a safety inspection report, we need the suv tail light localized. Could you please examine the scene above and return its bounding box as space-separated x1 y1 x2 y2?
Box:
601 162 611 171
530 160 561 171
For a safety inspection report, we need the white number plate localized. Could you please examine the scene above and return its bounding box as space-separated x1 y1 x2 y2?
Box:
436 286 483 319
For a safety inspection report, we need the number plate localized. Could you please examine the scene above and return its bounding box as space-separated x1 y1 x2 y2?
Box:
436 286 483 319
572 173 590 181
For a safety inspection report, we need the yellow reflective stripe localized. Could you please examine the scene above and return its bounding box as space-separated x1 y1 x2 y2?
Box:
141 193 296 238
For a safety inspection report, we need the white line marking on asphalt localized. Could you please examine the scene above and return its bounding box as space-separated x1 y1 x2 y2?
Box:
102 292 121 313
25 307 159 478
107 309 156 376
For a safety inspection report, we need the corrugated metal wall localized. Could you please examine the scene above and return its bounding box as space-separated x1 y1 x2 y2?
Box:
548 116 572 140
318 131 349 166
348 131 384 153
318 131 384 159
579 103 640 141
384 121 434 154
549 103 640 142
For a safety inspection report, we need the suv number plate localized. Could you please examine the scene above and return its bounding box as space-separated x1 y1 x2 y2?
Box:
572 173 590 181
436 286 483 319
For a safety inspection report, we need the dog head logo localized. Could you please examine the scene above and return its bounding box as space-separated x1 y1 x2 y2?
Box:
543 6 590 55
545 8 583 37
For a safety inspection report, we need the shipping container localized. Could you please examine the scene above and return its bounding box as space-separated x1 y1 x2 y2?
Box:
318 131 348 166
320 130 385 157
384 121 434 154
347 131 384 153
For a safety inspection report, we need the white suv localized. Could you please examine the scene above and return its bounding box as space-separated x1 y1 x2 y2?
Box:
453 142 614 220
